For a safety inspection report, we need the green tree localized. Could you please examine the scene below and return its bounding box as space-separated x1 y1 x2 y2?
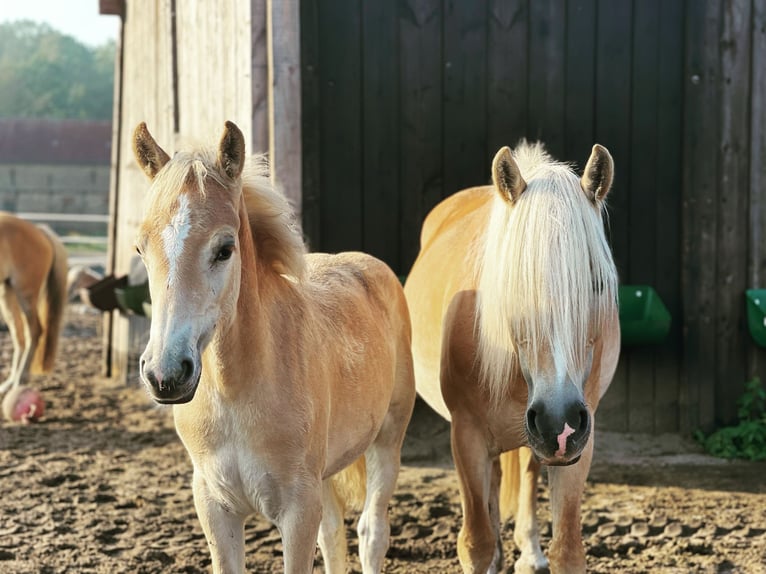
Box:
0 20 114 119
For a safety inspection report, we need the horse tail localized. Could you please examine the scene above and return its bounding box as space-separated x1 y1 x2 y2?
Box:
32 226 68 373
331 456 367 513
499 449 521 522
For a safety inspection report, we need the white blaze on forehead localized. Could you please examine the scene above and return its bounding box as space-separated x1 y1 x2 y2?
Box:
161 193 192 286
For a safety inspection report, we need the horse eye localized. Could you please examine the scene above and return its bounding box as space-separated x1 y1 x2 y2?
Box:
215 245 233 262
135 245 142 256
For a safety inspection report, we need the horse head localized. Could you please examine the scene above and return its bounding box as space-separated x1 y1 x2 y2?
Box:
482 143 617 465
132 121 247 404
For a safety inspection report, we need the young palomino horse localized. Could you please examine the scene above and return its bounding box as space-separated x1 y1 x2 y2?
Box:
132 121 416 574
0 213 68 394
404 141 620 573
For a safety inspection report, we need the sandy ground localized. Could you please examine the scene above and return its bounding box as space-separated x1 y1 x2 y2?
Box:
0 307 764 573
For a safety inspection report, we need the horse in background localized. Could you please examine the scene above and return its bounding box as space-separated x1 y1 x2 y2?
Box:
0 213 68 394
404 141 620 573
132 121 415 574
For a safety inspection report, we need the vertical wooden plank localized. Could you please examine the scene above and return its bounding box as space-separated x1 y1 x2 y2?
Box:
527 0 565 157
268 0 302 216
563 0 595 161
103 15 125 377
111 0 174 383
443 0 488 196
251 0 268 153
362 1 400 272
300 0 321 250
715 0 751 426
318 0 362 253
487 0 528 156
749 0 766 385
653 0 684 433
176 0 252 141
681 0 721 433
591 0 632 432
625 0 660 433
399 0 443 272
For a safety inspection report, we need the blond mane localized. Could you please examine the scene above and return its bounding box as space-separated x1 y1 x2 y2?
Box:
476 141 618 403
149 149 306 280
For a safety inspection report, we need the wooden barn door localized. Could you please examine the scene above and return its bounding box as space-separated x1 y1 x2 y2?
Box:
300 0 687 433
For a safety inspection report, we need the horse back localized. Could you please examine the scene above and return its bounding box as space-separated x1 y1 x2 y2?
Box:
305 251 413 475
306 251 409 328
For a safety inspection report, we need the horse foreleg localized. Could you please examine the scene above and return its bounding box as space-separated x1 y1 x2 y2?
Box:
451 414 498 573
487 457 504 573
192 471 246 574
318 478 347 574
278 484 323 574
546 437 594 574
512 447 548 574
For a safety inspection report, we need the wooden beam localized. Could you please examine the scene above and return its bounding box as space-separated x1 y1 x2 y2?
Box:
99 0 125 18
268 0 302 220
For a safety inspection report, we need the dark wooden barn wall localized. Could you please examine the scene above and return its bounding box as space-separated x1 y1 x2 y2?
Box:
300 0 766 434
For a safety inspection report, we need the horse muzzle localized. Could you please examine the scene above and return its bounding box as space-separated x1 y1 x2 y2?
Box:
140 351 201 404
525 398 591 465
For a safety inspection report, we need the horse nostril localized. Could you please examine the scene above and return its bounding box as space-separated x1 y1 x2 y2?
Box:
577 407 590 432
146 369 160 388
526 408 538 435
180 358 194 382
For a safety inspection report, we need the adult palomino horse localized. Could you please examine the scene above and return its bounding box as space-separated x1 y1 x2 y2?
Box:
132 121 415 574
404 141 620 573
0 213 68 393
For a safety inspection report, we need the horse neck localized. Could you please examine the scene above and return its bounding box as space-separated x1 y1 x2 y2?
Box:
202 195 301 396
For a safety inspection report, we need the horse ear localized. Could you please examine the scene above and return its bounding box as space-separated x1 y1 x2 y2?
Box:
492 146 526 204
217 121 246 180
581 144 614 203
133 122 170 180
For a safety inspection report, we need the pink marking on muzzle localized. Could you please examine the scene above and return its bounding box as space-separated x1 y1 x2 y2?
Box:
555 422 575 457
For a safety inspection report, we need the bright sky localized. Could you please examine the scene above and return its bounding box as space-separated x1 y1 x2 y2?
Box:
0 0 119 46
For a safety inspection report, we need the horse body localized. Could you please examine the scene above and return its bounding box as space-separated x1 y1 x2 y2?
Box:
0 213 68 393
404 142 620 573
133 121 415 574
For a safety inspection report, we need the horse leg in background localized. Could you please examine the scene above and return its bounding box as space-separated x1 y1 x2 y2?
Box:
506 448 548 574
451 413 498 573
546 437 594 574
0 284 39 393
191 471 246 574
12 286 41 389
318 478 348 574
0 285 24 392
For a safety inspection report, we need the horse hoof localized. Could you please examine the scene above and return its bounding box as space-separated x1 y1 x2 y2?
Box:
3 386 45 423
514 558 550 574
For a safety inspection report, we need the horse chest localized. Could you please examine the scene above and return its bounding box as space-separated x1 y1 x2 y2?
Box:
198 447 282 519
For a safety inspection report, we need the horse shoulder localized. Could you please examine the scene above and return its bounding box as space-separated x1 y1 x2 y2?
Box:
439 289 484 414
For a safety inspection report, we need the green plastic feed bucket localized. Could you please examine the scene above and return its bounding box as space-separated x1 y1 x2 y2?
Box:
114 281 151 316
746 290 766 347
618 285 671 346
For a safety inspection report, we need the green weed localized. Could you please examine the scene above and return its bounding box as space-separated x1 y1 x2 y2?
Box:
695 377 766 461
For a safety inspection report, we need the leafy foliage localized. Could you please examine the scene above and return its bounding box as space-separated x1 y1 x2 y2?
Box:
0 20 114 119
695 378 766 461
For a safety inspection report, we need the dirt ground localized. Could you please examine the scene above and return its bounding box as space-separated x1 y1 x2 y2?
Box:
0 307 764 573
